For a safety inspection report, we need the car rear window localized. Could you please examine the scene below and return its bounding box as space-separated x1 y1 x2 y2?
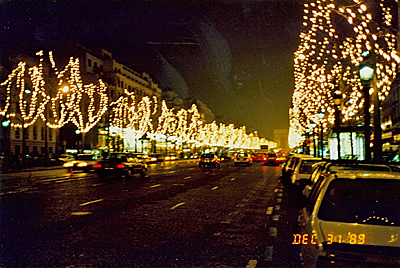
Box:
299 160 321 174
330 165 391 172
318 179 400 226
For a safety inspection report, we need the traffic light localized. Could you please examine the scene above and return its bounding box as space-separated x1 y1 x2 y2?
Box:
1 119 10 128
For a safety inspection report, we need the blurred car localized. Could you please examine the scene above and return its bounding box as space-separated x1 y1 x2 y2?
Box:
147 154 163 163
190 153 200 159
298 171 400 268
263 153 285 166
252 153 266 162
198 153 220 168
94 152 147 179
233 152 253 166
58 153 75 163
219 153 232 162
63 153 100 172
164 154 178 161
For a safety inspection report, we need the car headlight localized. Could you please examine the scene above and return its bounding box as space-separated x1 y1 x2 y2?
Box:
151 157 157 161
63 162 74 167
77 162 88 167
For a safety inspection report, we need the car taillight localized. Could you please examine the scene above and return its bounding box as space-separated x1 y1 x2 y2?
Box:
94 163 102 168
263 157 267 161
117 164 125 169
199 158 203 161
234 158 237 161
246 158 250 161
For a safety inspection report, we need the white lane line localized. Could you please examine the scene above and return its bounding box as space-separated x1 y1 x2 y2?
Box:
266 206 274 215
184 176 191 180
173 184 184 186
269 227 278 237
211 186 219 190
246 259 258 268
92 183 105 187
80 199 104 206
221 220 231 224
276 198 282 203
230 178 236 181
71 212 92 216
170 202 185 210
150 184 161 188
213 232 221 236
264 246 274 261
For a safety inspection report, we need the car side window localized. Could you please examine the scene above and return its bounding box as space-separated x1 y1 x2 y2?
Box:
120 156 127 162
306 176 326 213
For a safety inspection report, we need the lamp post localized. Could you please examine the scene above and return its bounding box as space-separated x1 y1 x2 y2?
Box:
317 110 325 158
333 90 342 160
359 51 375 162
310 122 317 157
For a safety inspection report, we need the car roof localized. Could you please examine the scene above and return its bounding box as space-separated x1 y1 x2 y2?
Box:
329 171 400 181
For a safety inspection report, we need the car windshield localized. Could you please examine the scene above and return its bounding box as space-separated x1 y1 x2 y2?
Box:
299 160 322 174
236 153 247 157
201 154 215 158
318 179 400 226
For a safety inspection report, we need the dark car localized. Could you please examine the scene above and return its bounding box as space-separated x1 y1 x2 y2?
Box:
252 153 266 162
94 152 147 179
199 153 220 168
63 153 100 172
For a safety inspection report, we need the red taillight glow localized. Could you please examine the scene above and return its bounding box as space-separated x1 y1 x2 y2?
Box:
234 158 237 161
117 164 125 169
199 158 203 161
94 163 102 168
263 157 267 161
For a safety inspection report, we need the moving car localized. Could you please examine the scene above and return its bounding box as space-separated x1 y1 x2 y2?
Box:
164 154 178 161
233 152 253 166
94 152 147 179
63 153 100 172
298 171 400 268
252 153 266 162
58 154 75 163
263 153 286 166
198 153 220 168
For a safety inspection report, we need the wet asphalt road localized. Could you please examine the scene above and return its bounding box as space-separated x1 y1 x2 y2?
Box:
0 161 302 267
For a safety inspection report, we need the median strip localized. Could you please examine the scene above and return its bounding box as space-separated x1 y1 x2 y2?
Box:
170 202 185 210
80 199 104 206
150 184 161 188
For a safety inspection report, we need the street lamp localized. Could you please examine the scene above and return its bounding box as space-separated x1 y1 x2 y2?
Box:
359 50 375 162
317 110 325 158
333 90 342 160
310 122 317 157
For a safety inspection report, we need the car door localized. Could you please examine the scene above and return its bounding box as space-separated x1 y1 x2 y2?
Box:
299 175 327 268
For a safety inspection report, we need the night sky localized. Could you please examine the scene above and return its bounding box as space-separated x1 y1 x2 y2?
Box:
0 0 303 140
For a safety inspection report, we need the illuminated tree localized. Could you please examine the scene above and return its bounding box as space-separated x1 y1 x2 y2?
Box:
290 0 399 148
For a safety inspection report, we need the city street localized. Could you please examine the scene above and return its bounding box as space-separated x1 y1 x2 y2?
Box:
0 161 302 267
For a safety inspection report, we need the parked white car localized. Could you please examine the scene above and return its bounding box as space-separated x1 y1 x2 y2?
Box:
298 171 400 268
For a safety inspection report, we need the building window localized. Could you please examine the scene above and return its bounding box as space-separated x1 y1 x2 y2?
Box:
33 146 38 154
88 59 92 67
15 128 20 139
49 129 53 141
94 62 98 68
33 126 37 140
41 147 45 155
41 127 45 140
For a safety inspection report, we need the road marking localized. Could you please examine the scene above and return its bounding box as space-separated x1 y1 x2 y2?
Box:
275 205 280 211
264 246 274 261
213 232 221 236
184 176 191 180
80 199 104 206
242 198 249 202
269 227 278 237
71 212 92 216
276 198 282 203
229 211 239 215
221 220 231 224
173 183 184 186
274 188 279 192
236 203 245 208
273 215 280 221
277 193 283 197
231 178 236 181
170 202 185 210
211 186 219 190
92 183 105 187
266 207 274 215
246 259 258 268
150 184 161 188
168 171 176 174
